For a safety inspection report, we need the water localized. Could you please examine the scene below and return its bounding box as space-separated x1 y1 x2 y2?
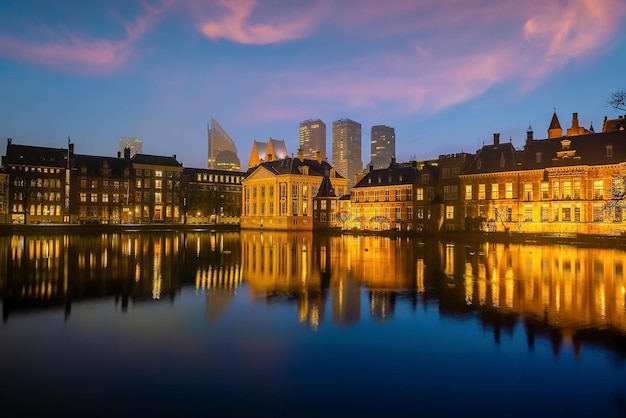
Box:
1 231 625 417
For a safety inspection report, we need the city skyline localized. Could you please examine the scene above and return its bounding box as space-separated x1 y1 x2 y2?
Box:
1 0 625 169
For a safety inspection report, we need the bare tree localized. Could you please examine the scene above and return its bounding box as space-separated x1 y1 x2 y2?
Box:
607 90 626 112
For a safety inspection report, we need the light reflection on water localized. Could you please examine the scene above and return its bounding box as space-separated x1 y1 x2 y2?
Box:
1 231 625 417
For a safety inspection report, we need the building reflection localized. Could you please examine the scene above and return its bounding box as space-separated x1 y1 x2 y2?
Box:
1 231 625 357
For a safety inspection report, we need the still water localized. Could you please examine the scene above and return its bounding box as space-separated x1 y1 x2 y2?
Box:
1 230 625 417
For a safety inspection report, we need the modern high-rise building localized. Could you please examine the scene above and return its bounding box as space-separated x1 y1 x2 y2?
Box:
119 137 142 157
370 125 395 169
332 118 362 189
208 117 241 171
299 119 326 160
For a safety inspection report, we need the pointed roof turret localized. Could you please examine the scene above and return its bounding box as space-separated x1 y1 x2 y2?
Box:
548 109 563 139
316 175 337 198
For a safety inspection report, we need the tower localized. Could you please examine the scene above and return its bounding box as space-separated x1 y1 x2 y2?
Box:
208 117 241 171
299 119 326 160
332 118 362 189
119 137 142 157
370 125 395 169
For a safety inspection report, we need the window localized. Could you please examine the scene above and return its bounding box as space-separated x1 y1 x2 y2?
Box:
395 189 401 200
524 183 533 200
524 205 533 222
375 191 379 202
90 193 98 203
136 179 142 189
593 180 604 199
445 205 454 219
320 212 326 222
562 206 571 221
444 185 457 200
408 189 413 200
422 174 429 184
80 193 87 202
292 201 298 215
562 180 572 199
407 207 413 220
505 206 512 222
607 145 613 158
535 152 542 164
417 206 424 219
442 168 450 178
416 188 423 201
365 191 370 202
505 182 513 199
385 190 390 201
465 185 472 200
269 202 274 214
427 188 434 201
593 203 604 222
478 184 486 200
395 207 401 220
155 170 162 177
102 194 109 203
574 205 581 222
574 179 581 199
491 184 499 199
292 185 298 200
451 167 460 177
155 180 162 189
155 192 162 204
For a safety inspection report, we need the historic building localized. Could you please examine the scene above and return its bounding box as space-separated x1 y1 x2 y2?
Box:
2 138 69 224
247 138 288 169
181 167 244 224
131 154 184 223
0 171 9 224
438 152 473 231
350 159 420 232
73 150 133 224
241 150 348 231
461 112 626 235
312 174 340 230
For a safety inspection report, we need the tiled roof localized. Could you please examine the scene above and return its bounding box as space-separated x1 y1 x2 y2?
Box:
465 142 518 174
131 153 182 167
4 143 67 168
74 154 131 176
353 163 419 188
248 157 342 178
316 175 337 197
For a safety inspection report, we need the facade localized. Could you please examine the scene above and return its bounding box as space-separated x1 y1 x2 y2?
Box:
208 117 241 171
3 138 69 224
131 154 184 223
0 171 9 223
241 150 348 231
332 118 362 189
299 119 327 161
438 152 473 231
73 151 133 224
461 112 626 235
181 167 245 224
370 125 396 169
312 175 340 230
119 137 143 157
350 159 419 232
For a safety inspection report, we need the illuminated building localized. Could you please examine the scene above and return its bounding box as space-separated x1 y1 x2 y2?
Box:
461 111 626 235
207 117 241 171
332 118 362 189
437 152 473 231
73 152 133 224
369 125 395 169
312 174 340 230
241 149 348 231
130 153 183 223
118 137 142 157
247 137 288 169
181 167 245 224
299 119 326 161
0 172 8 223
3 138 69 224
350 159 421 232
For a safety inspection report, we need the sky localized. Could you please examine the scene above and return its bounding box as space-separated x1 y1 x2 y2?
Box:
1 0 626 170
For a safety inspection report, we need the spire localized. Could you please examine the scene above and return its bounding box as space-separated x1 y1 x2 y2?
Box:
589 122 595 133
548 109 563 139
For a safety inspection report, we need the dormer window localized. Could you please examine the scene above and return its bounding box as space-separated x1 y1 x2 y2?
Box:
607 145 613 158
476 159 482 170
500 152 506 168
536 152 542 164
561 139 571 150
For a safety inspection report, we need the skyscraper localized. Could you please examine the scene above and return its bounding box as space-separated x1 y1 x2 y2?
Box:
208 117 241 171
370 125 395 169
119 137 142 157
299 119 326 160
332 118 362 189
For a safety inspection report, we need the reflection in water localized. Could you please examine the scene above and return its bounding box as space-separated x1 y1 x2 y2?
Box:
1 231 625 357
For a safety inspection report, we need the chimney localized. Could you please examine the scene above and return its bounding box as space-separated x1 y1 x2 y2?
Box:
173 154 176 161
369 164 374 172
124 147 131 159
7 138 12 146
526 126 533 142
117 151 121 158
493 133 500 145
316 150 322 163
297 148 304 162
572 112 580 128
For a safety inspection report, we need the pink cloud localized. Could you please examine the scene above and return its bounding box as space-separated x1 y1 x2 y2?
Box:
237 0 626 122
0 1 170 75
198 0 320 44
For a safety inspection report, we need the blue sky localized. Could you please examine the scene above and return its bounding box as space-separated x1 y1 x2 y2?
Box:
1 0 625 170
